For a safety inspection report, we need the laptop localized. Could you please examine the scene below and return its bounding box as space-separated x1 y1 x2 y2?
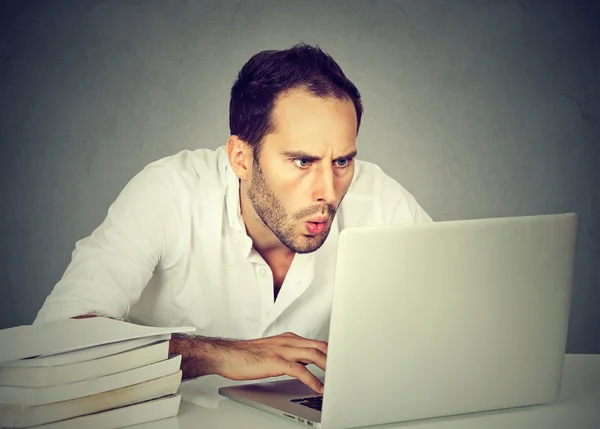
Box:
219 213 579 429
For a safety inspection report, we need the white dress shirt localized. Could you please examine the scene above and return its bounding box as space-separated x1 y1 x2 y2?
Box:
34 146 432 341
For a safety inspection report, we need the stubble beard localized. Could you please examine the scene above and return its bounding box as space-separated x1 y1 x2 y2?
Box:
247 160 336 254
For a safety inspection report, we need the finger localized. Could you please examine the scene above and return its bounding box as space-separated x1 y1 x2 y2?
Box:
310 340 328 356
283 361 324 394
280 332 302 339
277 337 328 357
252 332 300 346
281 346 327 371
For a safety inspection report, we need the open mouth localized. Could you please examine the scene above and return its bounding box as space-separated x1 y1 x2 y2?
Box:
305 221 326 236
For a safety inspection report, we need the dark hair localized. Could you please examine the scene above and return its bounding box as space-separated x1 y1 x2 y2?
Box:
229 43 363 157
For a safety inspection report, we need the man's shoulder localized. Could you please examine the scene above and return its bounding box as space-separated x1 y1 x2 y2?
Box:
350 158 405 198
343 158 432 224
137 146 229 191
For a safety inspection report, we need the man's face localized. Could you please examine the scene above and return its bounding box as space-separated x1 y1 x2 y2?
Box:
247 89 357 254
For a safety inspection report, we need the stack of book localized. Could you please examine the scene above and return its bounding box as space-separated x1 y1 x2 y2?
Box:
0 317 196 428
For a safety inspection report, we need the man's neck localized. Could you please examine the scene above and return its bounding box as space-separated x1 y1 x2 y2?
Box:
239 186 295 297
248 223 295 266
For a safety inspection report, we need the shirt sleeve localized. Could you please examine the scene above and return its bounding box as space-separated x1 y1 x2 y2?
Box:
33 162 185 324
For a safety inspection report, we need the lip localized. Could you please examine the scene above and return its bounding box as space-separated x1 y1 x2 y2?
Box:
306 217 328 224
305 220 327 236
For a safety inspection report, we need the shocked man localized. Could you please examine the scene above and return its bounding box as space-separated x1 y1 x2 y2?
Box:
34 43 432 393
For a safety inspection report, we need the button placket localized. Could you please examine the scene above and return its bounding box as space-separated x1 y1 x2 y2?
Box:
254 264 274 328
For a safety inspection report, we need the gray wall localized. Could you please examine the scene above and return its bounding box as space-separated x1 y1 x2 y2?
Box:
1 0 598 353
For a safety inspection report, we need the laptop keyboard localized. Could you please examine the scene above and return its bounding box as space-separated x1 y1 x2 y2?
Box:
291 396 323 411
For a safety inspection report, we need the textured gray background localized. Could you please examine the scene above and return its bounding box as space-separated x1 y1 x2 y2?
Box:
0 0 598 353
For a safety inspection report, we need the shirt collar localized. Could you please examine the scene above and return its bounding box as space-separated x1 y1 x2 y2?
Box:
225 160 245 232
224 159 255 260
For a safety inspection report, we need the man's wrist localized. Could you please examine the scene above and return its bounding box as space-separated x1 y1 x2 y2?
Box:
169 333 231 379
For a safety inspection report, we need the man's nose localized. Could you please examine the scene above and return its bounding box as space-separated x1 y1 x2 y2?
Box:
313 165 336 204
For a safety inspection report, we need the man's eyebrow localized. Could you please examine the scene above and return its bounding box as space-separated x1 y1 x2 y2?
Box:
280 150 358 161
334 150 358 161
281 150 320 161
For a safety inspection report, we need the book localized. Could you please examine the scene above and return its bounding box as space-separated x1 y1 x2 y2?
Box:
0 340 170 387
27 393 182 429
0 355 182 406
0 318 196 364
1 335 172 368
0 371 182 428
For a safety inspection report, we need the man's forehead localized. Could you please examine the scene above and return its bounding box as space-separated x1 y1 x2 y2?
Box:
262 136 357 158
272 89 352 115
256 89 356 157
269 93 355 131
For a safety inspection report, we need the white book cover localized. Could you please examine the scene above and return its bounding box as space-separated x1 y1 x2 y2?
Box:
0 355 182 406
0 318 196 364
0 340 171 387
29 394 182 429
1 335 172 368
0 371 182 428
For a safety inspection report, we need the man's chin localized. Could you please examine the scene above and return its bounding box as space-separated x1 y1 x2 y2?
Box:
291 232 331 254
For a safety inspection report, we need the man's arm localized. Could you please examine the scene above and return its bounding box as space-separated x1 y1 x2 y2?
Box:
35 164 184 324
73 315 327 393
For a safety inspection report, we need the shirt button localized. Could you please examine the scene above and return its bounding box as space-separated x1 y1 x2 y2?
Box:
259 268 268 276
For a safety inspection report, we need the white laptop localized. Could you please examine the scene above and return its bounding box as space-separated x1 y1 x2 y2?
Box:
219 213 579 429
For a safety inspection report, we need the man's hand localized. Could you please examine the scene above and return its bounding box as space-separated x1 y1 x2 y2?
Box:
217 332 328 393
172 331 327 394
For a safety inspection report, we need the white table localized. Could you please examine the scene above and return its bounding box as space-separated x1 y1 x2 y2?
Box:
135 354 600 429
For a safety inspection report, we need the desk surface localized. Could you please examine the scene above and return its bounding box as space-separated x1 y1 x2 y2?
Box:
134 354 600 429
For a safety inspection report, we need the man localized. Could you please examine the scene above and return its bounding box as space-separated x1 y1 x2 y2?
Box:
34 43 432 393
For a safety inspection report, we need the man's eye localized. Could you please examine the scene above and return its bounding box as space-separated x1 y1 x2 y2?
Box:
294 158 311 168
335 158 352 168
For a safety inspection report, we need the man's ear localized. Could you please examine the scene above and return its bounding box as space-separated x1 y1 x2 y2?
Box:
226 136 253 181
